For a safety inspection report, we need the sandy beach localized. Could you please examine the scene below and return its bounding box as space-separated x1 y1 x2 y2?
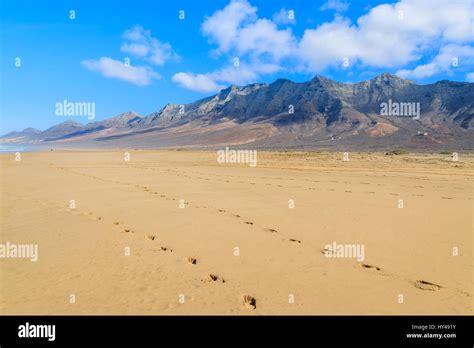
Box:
0 150 472 314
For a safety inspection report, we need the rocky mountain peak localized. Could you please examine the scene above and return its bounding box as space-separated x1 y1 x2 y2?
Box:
2 74 472 150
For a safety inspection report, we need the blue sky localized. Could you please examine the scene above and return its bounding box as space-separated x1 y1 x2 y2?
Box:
1 0 473 133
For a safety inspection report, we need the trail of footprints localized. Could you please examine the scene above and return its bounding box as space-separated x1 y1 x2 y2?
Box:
68 163 460 202
59 164 465 201
142 166 461 200
53 166 310 310
323 246 448 292
53 165 468 309
123 175 302 246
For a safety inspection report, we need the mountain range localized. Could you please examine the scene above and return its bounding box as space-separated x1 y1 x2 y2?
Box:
2 73 473 150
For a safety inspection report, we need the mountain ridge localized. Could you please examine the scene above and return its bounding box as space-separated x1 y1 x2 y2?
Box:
2 73 473 150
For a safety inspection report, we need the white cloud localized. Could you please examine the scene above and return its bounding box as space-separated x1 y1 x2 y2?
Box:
272 8 296 25
201 0 257 54
83 25 175 86
210 65 259 85
174 0 474 93
236 19 296 60
202 1 295 60
466 72 474 82
298 17 361 71
356 0 472 42
172 64 265 93
298 0 473 72
121 43 149 57
121 25 178 66
81 57 160 86
397 44 474 79
174 0 294 92
172 72 225 93
320 0 350 12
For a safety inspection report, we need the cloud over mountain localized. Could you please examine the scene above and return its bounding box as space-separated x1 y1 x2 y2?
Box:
81 57 161 86
121 25 179 66
172 0 474 92
82 26 176 86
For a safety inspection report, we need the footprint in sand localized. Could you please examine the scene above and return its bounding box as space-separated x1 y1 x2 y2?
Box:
321 248 333 256
441 197 453 200
264 228 278 233
122 229 134 233
187 257 197 265
218 209 226 213
413 280 442 291
243 295 256 310
160 246 173 252
147 235 156 241
202 274 225 283
289 238 301 243
361 263 381 271
113 221 121 225
233 214 241 218
245 221 254 225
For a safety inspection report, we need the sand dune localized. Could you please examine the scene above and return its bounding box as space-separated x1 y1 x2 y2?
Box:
0 150 472 314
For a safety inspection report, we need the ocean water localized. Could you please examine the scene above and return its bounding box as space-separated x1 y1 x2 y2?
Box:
0 145 42 153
